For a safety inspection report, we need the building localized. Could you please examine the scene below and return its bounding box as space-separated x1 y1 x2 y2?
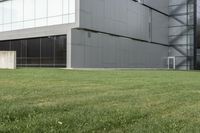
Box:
0 0 198 70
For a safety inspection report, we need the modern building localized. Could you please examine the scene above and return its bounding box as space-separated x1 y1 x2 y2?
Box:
0 0 198 70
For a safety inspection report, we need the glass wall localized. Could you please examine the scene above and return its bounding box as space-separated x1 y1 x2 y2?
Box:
0 35 67 67
0 0 75 32
195 0 200 69
196 0 200 48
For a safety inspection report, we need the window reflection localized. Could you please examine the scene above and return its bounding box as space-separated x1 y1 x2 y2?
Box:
0 4 3 24
48 0 62 17
23 20 34 29
0 35 67 67
69 0 75 14
63 0 69 14
12 22 23 30
0 0 76 32
35 19 47 27
48 16 62 26
3 1 12 24
35 0 47 19
12 0 23 22
3 24 11 31
24 0 35 21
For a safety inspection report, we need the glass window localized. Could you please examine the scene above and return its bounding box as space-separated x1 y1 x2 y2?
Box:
3 24 11 31
69 14 75 23
0 41 10 51
3 1 12 24
41 37 54 66
36 0 47 19
24 21 35 29
63 0 69 14
12 22 23 30
21 40 28 66
55 36 66 66
48 16 62 26
63 15 69 23
0 25 3 32
69 0 75 14
0 4 3 24
27 38 41 66
11 40 22 64
0 35 66 67
24 0 35 21
0 0 75 32
12 0 23 22
48 0 62 17
35 19 47 27
11 40 22 57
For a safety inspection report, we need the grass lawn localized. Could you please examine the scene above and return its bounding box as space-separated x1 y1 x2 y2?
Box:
0 68 200 133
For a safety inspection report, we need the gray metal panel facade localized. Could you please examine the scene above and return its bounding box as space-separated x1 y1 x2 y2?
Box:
78 0 169 45
71 29 168 68
151 10 169 44
79 0 150 41
144 0 169 14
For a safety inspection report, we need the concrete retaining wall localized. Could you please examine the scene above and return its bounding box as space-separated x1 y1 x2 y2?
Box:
0 51 16 69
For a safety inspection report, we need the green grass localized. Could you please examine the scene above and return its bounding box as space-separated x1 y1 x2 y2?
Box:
0 68 200 133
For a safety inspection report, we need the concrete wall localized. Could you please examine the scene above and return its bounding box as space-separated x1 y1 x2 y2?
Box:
0 24 74 41
0 51 16 69
71 29 168 68
78 0 169 45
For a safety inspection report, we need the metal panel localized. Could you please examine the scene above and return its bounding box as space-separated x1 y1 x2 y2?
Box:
71 29 168 68
152 10 169 44
79 0 150 41
144 0 169 14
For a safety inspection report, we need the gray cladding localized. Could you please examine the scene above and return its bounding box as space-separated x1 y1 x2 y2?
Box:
144 0 169 14
71 29 168 68
79 0 150 41
78 0 169 45
151 10 169 44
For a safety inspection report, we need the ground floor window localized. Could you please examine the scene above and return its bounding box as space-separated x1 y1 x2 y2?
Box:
0 35 67 67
